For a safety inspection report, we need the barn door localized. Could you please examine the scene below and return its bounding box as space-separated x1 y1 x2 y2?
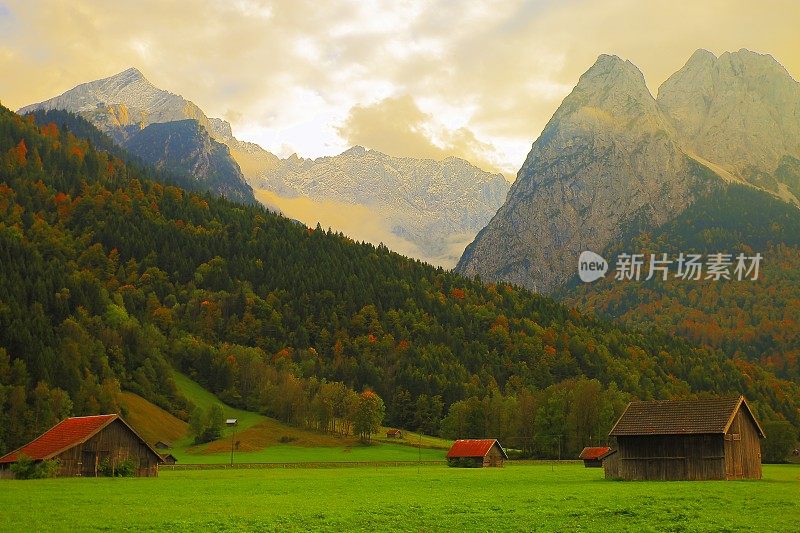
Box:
724 415 744 479
81 451 97 477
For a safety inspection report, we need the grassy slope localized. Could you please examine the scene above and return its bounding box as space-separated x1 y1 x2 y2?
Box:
167 371 450 463
1 464 797 531
118 391 189 446
170 371 266 432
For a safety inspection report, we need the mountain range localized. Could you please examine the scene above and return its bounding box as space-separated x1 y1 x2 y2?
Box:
456 49 800 293
19 69 510 266
255 147 509 265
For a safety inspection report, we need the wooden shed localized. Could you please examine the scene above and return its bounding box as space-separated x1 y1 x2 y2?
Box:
0 414 163 479
385 429 403 439
447 439 507 467
579 446 613 467
607 396 764 481
160 453 178 465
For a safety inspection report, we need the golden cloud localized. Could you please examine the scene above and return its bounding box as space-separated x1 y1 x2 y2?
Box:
338 95 506 175
1 0 798 175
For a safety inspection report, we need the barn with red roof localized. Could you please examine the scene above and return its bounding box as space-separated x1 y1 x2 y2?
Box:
578 446 614 467
0 414 162 478
446 439 507 467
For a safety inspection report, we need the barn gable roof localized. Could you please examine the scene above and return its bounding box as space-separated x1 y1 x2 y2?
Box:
446 439 508 459
609 396 765 437
0 414 163 463
579 446 613 460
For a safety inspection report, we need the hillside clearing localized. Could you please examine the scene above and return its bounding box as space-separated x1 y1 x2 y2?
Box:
161 371 450 462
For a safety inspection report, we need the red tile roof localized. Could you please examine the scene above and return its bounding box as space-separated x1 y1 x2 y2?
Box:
579 446 612 460
0 414 118 463
447 439 507 459
609 396 765 437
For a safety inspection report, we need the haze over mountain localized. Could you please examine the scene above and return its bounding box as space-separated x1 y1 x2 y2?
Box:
457 49 800 293
255 147 510 266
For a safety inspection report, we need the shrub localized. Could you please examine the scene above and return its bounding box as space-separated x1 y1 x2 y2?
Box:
10 454 60 479
99 457 136 477
447 457 481 468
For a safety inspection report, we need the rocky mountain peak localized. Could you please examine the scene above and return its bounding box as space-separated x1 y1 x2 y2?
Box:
456 53 708 293
342 145 367 157
658 48 800 195
546 53 665 142
574 54 650 96
457 49 800 293
208 117 234 141
115 67 146 82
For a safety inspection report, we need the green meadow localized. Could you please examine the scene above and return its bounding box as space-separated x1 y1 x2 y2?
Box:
169 441 446 464
1 463 797 532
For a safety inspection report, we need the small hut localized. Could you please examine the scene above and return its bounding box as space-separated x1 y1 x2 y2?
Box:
446 439 507 467
154 441 172 450
579 446 613 467
607 396 764 481
386 429 403 439
160 453 178 465
0 414 162 479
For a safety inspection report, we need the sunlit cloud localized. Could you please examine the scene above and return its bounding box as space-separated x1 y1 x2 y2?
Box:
1 0 798 177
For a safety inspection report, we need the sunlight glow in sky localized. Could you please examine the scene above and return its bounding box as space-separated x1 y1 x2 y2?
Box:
1 0 798 177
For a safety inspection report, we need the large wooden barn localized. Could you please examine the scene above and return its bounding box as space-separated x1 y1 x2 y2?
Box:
0 414 163 479
446 439 507 467
606 396 764 481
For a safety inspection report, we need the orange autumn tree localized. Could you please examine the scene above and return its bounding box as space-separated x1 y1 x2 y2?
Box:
354 389 385 442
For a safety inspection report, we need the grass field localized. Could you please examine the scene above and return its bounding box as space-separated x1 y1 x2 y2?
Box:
1 463 797 531
171 441 446 464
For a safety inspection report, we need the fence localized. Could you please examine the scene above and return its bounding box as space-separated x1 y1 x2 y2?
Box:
160 460 446 471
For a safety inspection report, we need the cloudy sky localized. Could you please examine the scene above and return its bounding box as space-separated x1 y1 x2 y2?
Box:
2 0 798 176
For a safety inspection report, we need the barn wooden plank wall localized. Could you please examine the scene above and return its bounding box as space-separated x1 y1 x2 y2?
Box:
54 420 159 477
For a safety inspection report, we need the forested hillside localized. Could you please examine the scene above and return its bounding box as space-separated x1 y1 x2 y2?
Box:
0 106 797 458
565 184 800 384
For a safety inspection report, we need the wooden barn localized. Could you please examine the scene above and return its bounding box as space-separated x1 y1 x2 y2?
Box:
385 429 403 439
0 414 163 479
579 446 613 467
607 396 764 481
446 439 507 467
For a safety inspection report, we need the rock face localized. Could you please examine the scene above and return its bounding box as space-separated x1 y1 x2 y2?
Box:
18 68 264 203
126 120 254 204
19 68 209 143
257 146 510 265
456 49 800 293
207 117 281 180
657 49 800 201
457 55 709 292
